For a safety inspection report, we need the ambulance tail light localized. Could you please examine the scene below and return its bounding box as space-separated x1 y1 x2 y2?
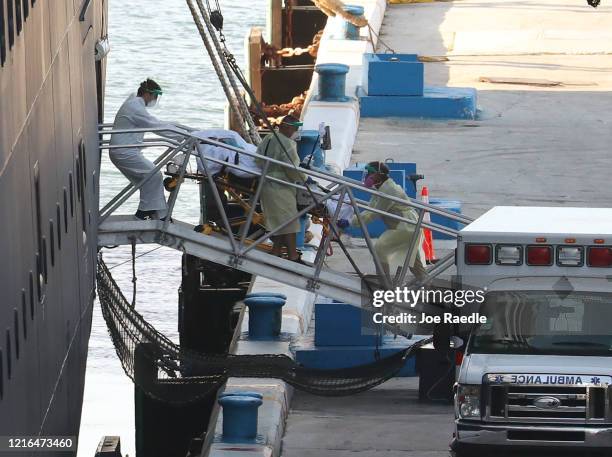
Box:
587 247 612 268
557 246 583 267
465 244 492 265
496 245 522 265
455 350 464 366
526 245 553 266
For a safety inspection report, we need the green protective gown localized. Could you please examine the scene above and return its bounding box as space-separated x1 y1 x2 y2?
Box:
255 132 306 235
352 178 426 277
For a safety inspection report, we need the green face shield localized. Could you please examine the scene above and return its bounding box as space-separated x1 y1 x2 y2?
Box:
364 164 378 175
282 120 303 128
147 88 163 96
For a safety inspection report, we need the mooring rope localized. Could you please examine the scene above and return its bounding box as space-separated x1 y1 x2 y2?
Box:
185 0 249 140
194 0 262 145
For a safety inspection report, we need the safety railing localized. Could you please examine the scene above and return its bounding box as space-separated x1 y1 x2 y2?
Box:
98 125 473 297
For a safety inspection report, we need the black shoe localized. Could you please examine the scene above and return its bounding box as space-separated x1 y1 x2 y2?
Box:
135 210 156 220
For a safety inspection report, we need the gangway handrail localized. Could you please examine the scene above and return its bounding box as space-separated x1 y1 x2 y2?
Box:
100 134 459 237
100 138 182 146
98 126 471 294
102 141 182 150
99 126 474 225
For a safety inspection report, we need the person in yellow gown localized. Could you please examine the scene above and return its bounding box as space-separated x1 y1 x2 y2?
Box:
341 161 427 281
255 115 306 262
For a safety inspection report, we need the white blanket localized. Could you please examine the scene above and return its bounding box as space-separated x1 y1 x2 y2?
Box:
193 129 261 178
324 193 355 221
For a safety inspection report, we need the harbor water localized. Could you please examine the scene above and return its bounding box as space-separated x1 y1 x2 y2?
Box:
78 1 266 455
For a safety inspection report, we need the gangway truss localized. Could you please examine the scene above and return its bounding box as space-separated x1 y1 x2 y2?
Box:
98 125 473 306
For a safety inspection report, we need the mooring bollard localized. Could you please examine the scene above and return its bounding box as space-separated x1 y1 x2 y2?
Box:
218 393 263 441
245 292 288 300
244 296 286 339
315 63 350 102
219 391 264 400
343 5 365 40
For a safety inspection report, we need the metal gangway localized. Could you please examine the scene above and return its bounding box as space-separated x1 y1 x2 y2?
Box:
97 126 473 306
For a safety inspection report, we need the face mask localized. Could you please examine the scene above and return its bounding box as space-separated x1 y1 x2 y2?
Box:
290 131 301 141
147 97 159 108
364 174 377 188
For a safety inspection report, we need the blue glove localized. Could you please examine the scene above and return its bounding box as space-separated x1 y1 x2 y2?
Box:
337 219 350 229
305 177 317 185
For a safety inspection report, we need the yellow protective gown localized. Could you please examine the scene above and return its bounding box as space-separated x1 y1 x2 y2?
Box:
255 132 306 235
353 178 427 278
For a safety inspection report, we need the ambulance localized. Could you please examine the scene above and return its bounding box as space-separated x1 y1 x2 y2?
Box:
451 207 612 455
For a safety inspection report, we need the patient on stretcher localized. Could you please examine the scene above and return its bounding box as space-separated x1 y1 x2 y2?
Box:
166 128 356 239
193 129 261 179
191 129 355 222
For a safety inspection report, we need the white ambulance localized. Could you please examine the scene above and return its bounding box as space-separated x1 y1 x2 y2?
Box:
451 206 612 455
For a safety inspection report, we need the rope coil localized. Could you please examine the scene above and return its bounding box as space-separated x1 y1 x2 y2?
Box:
313 0 369 27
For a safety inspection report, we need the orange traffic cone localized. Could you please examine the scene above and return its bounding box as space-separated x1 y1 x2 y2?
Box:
421 186 437 264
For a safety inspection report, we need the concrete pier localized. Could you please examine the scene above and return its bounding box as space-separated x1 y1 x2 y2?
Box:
280 1 612 456
283 378 453 457
356 0 612 216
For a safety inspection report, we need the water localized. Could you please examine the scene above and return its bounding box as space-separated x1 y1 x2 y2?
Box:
78 1 266 455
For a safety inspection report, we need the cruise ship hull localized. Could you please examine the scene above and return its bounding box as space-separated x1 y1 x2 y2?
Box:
0 0 107 453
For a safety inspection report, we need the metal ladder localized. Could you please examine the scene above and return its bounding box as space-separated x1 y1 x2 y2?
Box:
97 125 473 306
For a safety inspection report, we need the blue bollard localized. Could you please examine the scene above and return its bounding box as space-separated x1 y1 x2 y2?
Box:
218 394 263 441
219 391 263 400
245 292 288 300
244 296 286 340
315 63 350 102
343 5 365 40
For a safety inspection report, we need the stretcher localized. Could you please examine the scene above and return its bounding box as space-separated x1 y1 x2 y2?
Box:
162 130 355 255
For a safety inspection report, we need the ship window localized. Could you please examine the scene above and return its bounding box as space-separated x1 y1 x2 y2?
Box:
41 236 47 283
78 141 87 232
49 220 55 267
35 253 42 300
1 0 6 66
56 204 62 249
21 290 27 339
0 348 3 399
34 163 42 265
63 188 68 233
28 271 34 318
75 155 82 202
14 0 20 35
13 309 19 360
6 0 13 49
81 192 87 232
80 141 87 188
6 330 11 379
68 172 74 217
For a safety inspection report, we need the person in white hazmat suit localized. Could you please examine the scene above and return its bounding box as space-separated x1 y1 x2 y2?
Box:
110 78 190 220
338 161 427 281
